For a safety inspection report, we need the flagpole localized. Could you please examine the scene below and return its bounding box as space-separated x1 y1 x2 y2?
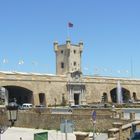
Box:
67 24 70 40
67 22 73 40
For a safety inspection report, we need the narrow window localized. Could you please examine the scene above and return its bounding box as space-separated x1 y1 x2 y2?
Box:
74 50 76 54
74 61 76 66
133 92 137 100
39 93 46 105
61 62 64 68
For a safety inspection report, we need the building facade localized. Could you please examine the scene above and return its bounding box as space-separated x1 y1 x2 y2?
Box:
0 40 140 106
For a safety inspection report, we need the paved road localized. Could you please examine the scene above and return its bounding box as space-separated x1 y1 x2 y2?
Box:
1 127 108 140
1 127 75 140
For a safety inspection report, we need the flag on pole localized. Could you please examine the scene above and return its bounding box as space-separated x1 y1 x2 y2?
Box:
68 22 73 27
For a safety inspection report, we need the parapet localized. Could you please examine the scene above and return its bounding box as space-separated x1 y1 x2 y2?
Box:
54 41 58 52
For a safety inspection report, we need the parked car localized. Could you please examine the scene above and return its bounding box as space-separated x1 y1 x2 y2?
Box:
70 105 81 109
21 103 33 110
35 104 46 108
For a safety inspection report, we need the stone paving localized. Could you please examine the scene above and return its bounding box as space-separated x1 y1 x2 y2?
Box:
1 127 108 140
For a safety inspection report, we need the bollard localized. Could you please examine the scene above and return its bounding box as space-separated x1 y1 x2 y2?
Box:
108 128 119 138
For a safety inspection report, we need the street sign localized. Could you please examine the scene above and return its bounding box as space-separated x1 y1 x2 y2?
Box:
91 111 96 140
92 110 96 121
60 119 74 133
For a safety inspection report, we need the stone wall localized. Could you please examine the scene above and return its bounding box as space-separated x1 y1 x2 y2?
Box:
0 107 138 140
1 72 140 105
13 108 129 132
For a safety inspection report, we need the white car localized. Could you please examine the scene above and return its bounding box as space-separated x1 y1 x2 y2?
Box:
21 103 33 110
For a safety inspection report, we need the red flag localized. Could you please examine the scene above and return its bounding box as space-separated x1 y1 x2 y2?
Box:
68 22 73 27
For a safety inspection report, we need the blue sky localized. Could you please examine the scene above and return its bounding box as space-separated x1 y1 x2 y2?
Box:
0 0 140 78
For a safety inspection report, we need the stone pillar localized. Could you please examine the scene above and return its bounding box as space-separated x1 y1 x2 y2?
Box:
112 111 117 118
70 88 72 100
112 111 115 118
119 112 124 119
121 112 124 118
112 122 123 140
32 92 40 105
81 88 83 100
75 132 89 140
81 86 86 105
69 86 74 106
130 112 135 120
108 129 117 138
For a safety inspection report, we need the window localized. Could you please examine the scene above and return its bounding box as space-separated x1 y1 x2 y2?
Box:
74 61 76 66
61 50 63 54
133 92 137 100
61 62 64 68
39 93 46 105
74 50 76 54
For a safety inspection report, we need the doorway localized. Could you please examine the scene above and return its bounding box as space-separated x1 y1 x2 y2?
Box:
74 93 79 105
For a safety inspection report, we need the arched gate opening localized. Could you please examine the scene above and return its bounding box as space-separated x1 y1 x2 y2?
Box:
4 86 33 105
110 87 130 103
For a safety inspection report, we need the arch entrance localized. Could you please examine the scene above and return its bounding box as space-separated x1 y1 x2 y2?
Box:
110 88 130 103
3 86 33 105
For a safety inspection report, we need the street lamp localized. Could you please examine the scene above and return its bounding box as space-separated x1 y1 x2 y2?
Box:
6 102 18 126
0 102 18 140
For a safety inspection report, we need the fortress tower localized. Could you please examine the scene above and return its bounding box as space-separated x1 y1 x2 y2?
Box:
54 40 86 105
54 39 83 75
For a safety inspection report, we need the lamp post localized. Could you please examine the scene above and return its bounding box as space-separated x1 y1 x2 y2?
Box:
91 110 96 140
0 102 18 140
6 102 18 126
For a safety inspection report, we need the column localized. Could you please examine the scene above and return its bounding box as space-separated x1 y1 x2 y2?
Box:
69 85 74 106
69 87 71 100
32 92 39 105
119 112 124 119
81 86 86 105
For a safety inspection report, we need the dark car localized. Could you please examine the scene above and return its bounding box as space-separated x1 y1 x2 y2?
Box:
35 105 46 108
70 105 81 109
